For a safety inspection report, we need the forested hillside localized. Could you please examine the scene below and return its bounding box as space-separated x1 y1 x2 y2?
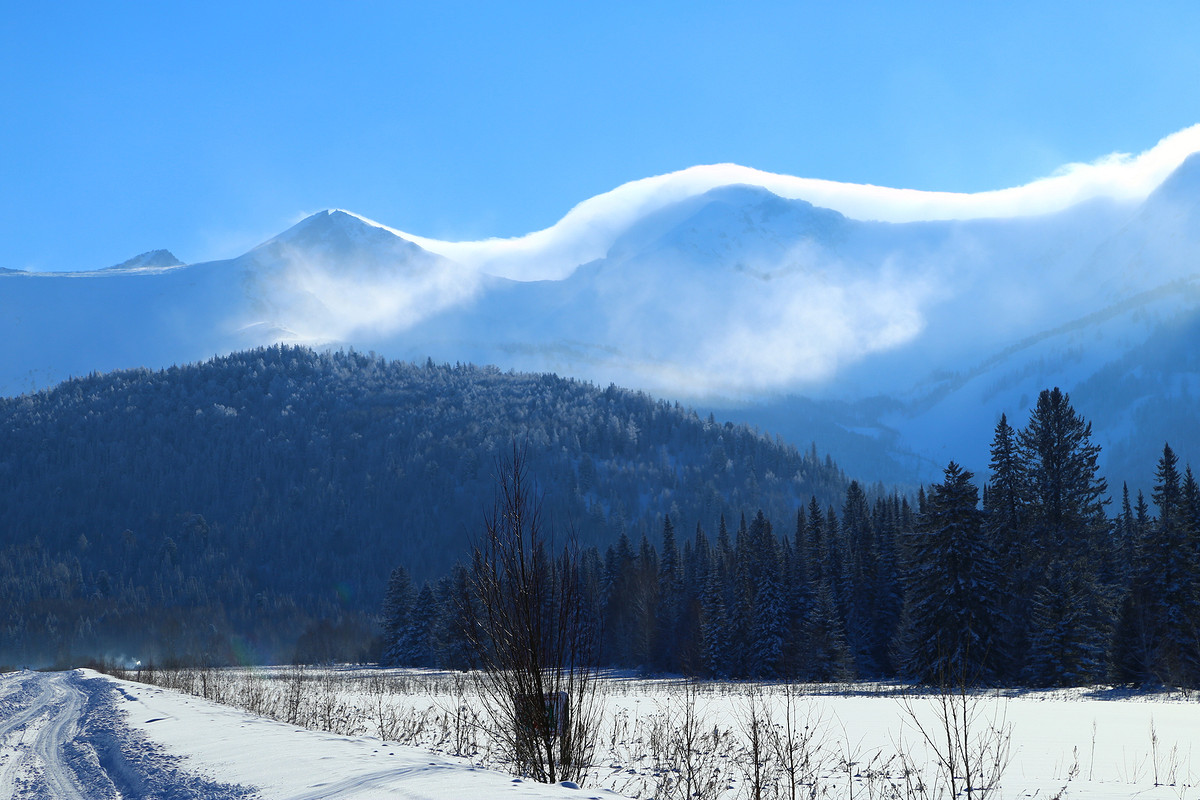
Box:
0 346 850 666
383 389 1200 688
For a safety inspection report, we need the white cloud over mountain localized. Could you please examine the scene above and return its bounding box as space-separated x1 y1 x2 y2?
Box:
5 126 1200 486
395 124 1200 281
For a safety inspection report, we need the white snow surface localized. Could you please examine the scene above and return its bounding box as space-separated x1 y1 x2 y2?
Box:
4 667 1199 800
0 669 622 800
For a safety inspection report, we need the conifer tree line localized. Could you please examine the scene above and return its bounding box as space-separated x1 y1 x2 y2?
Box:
383 388 1200 688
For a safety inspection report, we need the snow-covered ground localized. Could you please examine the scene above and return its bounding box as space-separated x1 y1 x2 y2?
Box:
2 666 1197 799
0 669 622 799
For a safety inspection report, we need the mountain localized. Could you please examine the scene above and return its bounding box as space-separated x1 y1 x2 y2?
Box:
103 249 184 271
0 211 476 395
4 147 1200 486
0 347 849 666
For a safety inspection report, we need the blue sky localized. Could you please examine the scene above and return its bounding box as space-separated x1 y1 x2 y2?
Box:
3 2 1199 272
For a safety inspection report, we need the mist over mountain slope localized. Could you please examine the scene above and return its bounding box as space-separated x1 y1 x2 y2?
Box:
4 138 1200 486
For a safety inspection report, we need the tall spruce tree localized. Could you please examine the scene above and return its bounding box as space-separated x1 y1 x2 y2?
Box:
985 413 1030 679
675 524 709 674
799 496 853 680
744 511 784 677
654 516 683 671
380 565 414 666
1141 445 1200 687
841 481 880 676
1019 388 1113 686
396 581 439 666
701 516 733 676
899 462 1003 683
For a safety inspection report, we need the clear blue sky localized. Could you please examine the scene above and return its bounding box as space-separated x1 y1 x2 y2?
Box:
3 1 1199 271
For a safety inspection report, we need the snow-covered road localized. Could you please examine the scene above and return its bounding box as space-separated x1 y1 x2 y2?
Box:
0 670 623 799
0 669 255 799
0 671 87 799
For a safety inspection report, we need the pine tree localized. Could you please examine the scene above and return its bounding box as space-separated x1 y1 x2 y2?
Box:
742 511 784 678
601 532 637 666
701 518 733 677
676 524 709 674
1027 560 1110 686
1018 388 1113 686
632 534 659 667
899 462 1003 683
985 413 1029 680
799 497 853 680
782 509 814 675
1118 483 1136 581
1142 445 1200 687
1019 389 1109 557
380 565 414 666
654 516 683 671
396 581 439 666
869 495 903 676
802 578 854 681
841 481 880 676
749 567 785 678
436 564 476 670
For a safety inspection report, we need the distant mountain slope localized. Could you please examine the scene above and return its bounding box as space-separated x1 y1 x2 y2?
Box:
4 148 1200 486
0 346 849 666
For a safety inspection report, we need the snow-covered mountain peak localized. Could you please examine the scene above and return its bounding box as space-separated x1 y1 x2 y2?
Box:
103 249 184 271
260 208 426 260
605 183 850 269
230 208 484 349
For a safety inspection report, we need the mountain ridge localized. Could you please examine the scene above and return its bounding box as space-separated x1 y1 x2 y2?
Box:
4 141 1200 486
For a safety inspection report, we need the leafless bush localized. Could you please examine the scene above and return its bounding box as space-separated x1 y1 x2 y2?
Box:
645 680 732 800
771 684 832 800
897 677 1011 799
739 690 780 800
465 444 603 785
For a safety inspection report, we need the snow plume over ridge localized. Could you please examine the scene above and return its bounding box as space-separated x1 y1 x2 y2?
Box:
400 124 1200 281
620 253 938 399
237 209 483 345
563 190 947 399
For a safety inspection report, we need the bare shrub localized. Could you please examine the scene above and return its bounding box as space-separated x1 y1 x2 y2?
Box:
465 444 603 785
771 684 832 800
645 681 731 800
897 677 1011 799
738 689 780 800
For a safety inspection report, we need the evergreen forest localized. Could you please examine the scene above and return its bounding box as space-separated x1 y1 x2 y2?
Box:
0 346 849 666
382 389 1200 689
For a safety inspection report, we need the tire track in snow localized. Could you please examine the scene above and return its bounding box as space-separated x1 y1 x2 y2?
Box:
34 673 89 800
0 671 90 800
0 670 259 800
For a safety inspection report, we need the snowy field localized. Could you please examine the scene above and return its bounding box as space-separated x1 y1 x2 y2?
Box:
1 667 1197 799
